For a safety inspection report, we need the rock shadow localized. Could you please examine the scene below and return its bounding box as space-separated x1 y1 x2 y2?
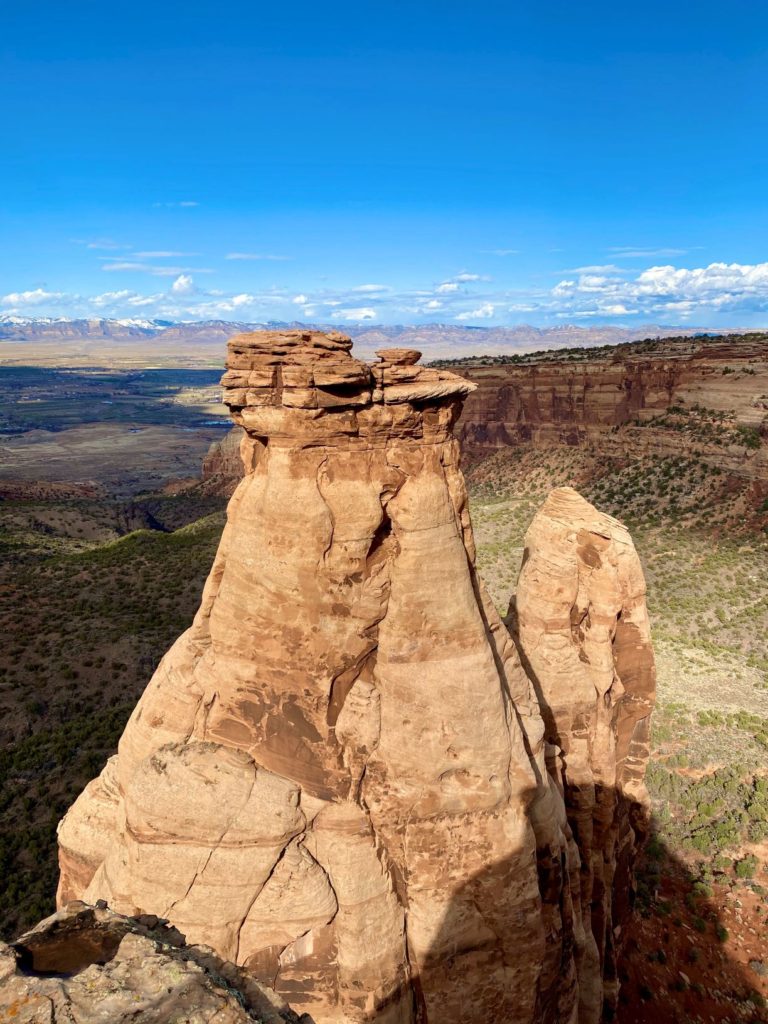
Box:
373 793 767 1024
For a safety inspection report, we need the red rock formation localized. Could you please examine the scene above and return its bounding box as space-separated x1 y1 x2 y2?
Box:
457 337 768 481
200 425 261 496
58 331 656 1023
508 487 656 1016
201 336 768 497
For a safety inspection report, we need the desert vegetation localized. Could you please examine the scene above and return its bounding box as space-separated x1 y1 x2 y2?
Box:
0 493 226 934
469 445 768 1018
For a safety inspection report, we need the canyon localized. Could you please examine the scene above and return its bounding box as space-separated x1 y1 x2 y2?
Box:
51 331 656 1023
201 333 768 531
453 334 768 481
2 330 766 1021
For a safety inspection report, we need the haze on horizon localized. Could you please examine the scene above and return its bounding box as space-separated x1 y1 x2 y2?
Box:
2 0 768 331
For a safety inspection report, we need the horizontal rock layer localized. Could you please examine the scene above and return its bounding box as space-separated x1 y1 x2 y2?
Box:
457 338 768 480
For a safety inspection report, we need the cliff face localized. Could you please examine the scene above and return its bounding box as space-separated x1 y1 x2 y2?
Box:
457 337 768 480
57 331 656 1024
509 488 656 1015
201 336 768 498
200 425 258 496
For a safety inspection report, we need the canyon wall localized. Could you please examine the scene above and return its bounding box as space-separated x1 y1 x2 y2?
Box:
201 336 768 498
456 336 768 480
57 331 656 1023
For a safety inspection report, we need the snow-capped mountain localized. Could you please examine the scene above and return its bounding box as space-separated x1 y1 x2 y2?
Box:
0 316 741 366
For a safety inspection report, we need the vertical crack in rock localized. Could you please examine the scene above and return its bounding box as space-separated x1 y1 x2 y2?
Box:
57 334 656 1024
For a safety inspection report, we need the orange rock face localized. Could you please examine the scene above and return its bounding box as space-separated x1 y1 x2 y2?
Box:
58 331 656 1023
457 337 768 481
200 425 258 496
508 487 657 1018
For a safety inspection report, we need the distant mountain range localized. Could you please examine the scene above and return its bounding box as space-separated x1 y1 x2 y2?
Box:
0 316 752 366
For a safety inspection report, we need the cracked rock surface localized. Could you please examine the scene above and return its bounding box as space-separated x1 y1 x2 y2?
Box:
56 332 656 1023
0 901 309 1023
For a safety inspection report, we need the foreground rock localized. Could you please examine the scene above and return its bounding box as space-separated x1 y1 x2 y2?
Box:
0 901 307 1023
57 330 656 1023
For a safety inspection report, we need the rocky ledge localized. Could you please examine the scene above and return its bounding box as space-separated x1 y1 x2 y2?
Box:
0 901 309 1023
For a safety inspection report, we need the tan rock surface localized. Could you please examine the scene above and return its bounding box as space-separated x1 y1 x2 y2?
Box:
58 331 656 1023
0 902 308 1023
509 486 657 1017
200 424 260 496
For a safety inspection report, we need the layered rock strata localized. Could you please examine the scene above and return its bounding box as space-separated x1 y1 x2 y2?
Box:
457 338 768 480
58 331 655 1024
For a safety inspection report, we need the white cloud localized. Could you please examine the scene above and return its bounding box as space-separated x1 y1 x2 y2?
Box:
608 246 691 259
549 261 768 318
6 257 768 326
91 290 133 307
78 238 128 251
456 303 495 321
331 307 377 321
132 251 197 259
101 261 214 276
560 264 625 274
564 304 639 318
182 294 259 316
1 288 67 306
225 252 291 261
152 200 200 208
171 274 195 295
435 271 491 293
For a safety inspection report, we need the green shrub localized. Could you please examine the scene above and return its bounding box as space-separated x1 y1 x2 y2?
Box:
735 855 759 878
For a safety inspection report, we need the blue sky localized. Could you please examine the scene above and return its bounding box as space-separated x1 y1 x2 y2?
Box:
2 0 768 327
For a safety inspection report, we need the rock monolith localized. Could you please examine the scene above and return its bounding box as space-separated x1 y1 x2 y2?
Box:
57 331 655 1024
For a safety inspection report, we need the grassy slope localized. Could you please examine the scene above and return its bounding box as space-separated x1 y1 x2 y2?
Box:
469 446 768 1019
0 496 225 935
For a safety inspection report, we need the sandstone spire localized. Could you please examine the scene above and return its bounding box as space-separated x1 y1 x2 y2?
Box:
508 487 657 1019
57 331 655 1023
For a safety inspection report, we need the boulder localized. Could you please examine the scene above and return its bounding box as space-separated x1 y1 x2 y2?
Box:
0 901 308 1023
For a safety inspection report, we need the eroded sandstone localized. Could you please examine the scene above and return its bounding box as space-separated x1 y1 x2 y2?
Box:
0 902 308 1023
57 331 656 1023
